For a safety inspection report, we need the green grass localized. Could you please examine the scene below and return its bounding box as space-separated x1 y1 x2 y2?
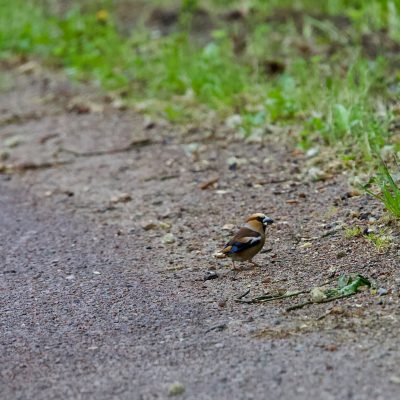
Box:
1 0 400 164
344 224 392 250
364 161 400 218
344 226 363 239
365 228 392 251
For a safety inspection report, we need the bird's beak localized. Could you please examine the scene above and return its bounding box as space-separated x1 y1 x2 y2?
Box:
263 216 274 225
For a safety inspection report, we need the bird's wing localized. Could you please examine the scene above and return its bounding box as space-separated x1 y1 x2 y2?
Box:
222 227 261 255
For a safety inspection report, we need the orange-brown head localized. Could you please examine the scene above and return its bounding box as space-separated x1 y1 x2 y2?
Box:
246 213 274 232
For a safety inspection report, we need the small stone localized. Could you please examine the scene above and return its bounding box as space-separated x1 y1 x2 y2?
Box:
363 227 375 235
141 220 157 231
182 143 200 157
377 287 388 296
143 117 156 129
359 212 370 220
162 233 176 244
217 299 227 308
336 251 346 259
215 190 231 195
226 156 248 170
225 114 242 129
110 193 132 204
67 97 104 114
389 376 400 384
204 271 218 281
324 344 338 352
4 136 23 148
18 60 40 74
159 221 172 230
222 223 235 230
306 167 326 182
168 382 185 396
306 147 319 158
0 150 9 161
311 287 327 303
111 98 127 110
349 210 360 218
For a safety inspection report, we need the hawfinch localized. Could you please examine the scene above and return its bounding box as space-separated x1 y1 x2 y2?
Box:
219 213 274 269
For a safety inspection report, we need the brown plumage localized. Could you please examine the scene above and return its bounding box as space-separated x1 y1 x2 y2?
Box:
220 213 273 269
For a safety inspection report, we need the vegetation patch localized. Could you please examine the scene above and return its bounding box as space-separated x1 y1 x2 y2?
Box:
2 0 400 206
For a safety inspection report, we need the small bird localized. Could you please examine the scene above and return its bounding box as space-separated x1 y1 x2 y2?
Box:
218 213 274 270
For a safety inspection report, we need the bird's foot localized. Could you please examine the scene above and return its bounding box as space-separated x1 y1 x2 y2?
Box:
231 261 241 271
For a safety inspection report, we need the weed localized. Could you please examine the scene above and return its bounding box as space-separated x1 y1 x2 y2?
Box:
364 161 400 218
365 229 392 251
344 226 363 239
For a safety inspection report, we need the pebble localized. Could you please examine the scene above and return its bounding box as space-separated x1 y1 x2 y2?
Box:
110 193 132 204
225 114 242 129
389 376 400 385
377 287 388 296
222 223 235 230
336 251 346 259
162 233 176 244
204 271 218 281
140 220 157 230
306 167 326 181
306 147 319 158
217 299 227 308
159 221 172 230
226 156 248 170
168 382 185 396
4 135 23 148
311 287 327 303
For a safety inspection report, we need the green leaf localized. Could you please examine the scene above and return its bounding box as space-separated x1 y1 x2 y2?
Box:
337 274 371 295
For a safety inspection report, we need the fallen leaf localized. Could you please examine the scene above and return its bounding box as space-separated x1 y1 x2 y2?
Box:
199 176 219 190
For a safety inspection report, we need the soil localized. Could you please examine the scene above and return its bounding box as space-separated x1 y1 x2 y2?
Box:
1 64 400 400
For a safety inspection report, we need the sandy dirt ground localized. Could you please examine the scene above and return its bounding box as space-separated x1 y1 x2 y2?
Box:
1 64 400 400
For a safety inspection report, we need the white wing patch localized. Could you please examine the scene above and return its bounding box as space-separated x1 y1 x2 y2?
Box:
241 236 261 245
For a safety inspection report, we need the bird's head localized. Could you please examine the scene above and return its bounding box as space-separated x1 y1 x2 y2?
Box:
247 213 274 230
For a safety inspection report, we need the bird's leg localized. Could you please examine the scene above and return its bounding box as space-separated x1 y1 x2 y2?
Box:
231 260 239 270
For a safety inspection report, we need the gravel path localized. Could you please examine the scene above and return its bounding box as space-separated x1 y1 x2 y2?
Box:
1 65 400 400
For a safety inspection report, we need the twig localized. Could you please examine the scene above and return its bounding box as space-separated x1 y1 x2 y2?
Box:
235 290 309 304
61 138 152 158
236 289 251 300
285 293 356 312
8 160 73 172
144 174 180 182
